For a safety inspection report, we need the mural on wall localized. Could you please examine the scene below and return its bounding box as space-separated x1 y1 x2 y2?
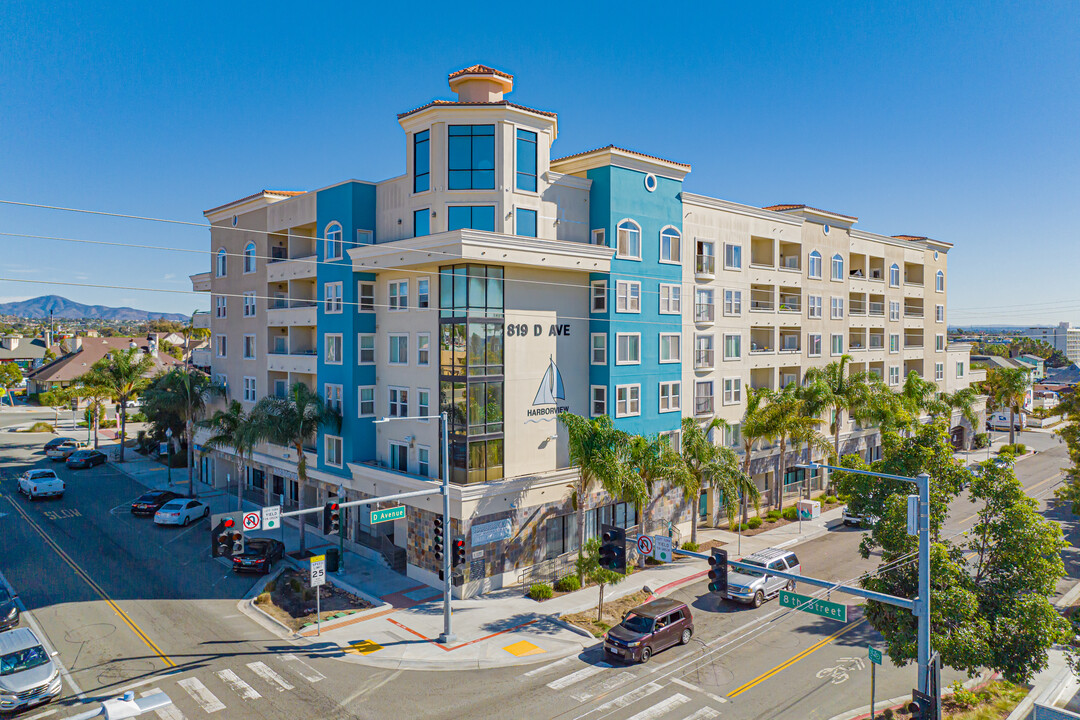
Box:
528 356 568 422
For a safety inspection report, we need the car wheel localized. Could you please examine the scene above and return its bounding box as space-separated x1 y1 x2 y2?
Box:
182 514 190 527
752 591 764 608
680 628 692 645
202 507 209 519
640 646 652 663
785 580 796 592
264 560 272 575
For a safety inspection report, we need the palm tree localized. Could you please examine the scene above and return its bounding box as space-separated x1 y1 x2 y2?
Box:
803 356 873 491
557 412 634 580
181 313 211 364
986 367 1029 445
254 382 342 551
679 417 753 544
899 371 946 420
738 387 775 524
940 387 980 450
81 347 155 462
68 382 112 449
765 385 832 510
200 401 263 509
627 434 685 565
146 368 221 495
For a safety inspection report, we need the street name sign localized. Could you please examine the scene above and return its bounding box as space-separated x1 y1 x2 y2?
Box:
310 555 326 587
262 505 281 530
868 646 882 665
370 506 406 524
779 589 848 622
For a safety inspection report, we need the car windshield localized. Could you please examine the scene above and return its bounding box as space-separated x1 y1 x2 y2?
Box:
621 613 654 634
0 645 49 676
242 542 268 556
737 560 766 578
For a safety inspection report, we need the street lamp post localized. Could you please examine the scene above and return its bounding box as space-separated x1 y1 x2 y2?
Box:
165 427 173 486
337 482 345 573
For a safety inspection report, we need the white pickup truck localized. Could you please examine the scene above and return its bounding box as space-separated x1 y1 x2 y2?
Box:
18 469 65 500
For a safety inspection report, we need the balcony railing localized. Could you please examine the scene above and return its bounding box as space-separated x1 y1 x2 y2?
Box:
269 299 318 310
849 301 867 315
749 341 774 354
848 340 867 352
268 348 318 356
869 302 885 316
695 396 714 415
869 336 885 350
904 306 924 318
268 247 289 263
778 297 801 313
695 350 714 369
750 291 774 312
695 303 715 322
904 340 924 349
778 337 801 353
695 255 715 276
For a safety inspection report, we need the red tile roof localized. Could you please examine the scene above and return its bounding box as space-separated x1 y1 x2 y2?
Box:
763 204 858 221
204 190 305 216
550 144 691 170
397 100 556 120
448 64 514 81
28 337 184 384
892 234 928 241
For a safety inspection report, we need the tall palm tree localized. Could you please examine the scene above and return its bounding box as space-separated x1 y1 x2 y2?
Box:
803 356 873 491
68 382 112 449
765 386 832 510
254 382 342 551
200 401 263 509
81 347 155 462
679 417 753 543
557 412 634 580
986 367 1029 445
899 371 946 419
147 368 221 495
738 387 775 524
628 434 686 565
939 387 980 450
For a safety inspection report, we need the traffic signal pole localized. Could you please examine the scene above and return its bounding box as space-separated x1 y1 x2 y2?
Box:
439 411 455 644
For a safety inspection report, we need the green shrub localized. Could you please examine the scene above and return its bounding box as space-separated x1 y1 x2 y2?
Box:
881 709 894 720
288 578 303 594
680 541 699 552
837 493 850 503
129 412 148 423
254 592 271 605
747 516 763 529
554 576 581 593
528 583 553 601
949 681 984 709
823 495 838 504
782 507 798 522
26 421 55 433
972 432 990 449
264 580 277 593
1014 443 1027 455
765 516 778 523
765 509 782 520
36 391 60 407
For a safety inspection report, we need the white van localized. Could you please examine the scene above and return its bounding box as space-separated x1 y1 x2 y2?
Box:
986 412 1025 432
17 469 65 500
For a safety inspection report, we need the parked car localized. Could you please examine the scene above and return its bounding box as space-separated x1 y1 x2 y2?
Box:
231 539 286 574
986 412 1026 432
841 508 879 527
0 585 18 632
723 547 801 608
153 498 209 526
65 449 107 469
17 470 64 501
0 627 62 713
130 490 183 516
45 439 88 461
603 598 693 663
42 437 75 452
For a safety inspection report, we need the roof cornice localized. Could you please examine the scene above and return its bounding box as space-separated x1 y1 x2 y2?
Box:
681 193 804 226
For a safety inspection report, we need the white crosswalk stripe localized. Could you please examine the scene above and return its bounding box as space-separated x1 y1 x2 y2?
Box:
523 655 578 678
623 694 691 720
546 663 611 690
676 708 721 720
215 669 261 701
247 661 294 692
569 670 634 702
590 682 663 714
140 688 187 720
279 653 325 683
177 678 225 713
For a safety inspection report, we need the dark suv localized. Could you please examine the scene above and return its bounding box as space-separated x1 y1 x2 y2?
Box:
603 598 693 663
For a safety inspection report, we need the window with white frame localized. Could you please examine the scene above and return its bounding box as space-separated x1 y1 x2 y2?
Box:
590 280 607 313
935 334 945 351
389 280 408 310
615 384 640 417
418 389 430 419
659 227 681 263
695 334 715 368
724 243 742 270
831 296 844 319
357 229 373 245
215 296 226 318
325 334 342 364
243 292 256 317
325 223 343 260
243 242 256 273
659 333 681 363
890 264 900 287
243 334 255 359
889 301 900 321
388 334 408 365
659 381 681 412
591 228 606 246
358 334 375 364
808 333 822 356
695 288 714 320
890 333 900 353
659 284 681 314
616 281 640 312
418 278 430 308
216 248 227 277
725 423 741 448
723 289 742 316
936 270 945 292
324 282 342 313
935 362 944 381
831 334 844 355
808 250 822 279
324 384 342 413
591 386 607 417
388 387 409 417
358 282 375 312
808 294 822 319
242 376 256 402
358 386 375 417
724 333 741 360
956 361 965 377
388 441 407 472
889 366 900 386
936 304 944 323
417 333 430 366
723 377 742 405
591 333 606 365
616 219 641 259
616 333 640 364
831 254 844 280
216 334 227 357
418 447 430 477
325 435 342 467
659 429 681 452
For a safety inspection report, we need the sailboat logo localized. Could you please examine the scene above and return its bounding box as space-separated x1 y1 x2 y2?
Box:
533 356 566 406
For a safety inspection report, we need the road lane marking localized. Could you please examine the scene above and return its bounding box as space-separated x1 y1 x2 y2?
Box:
676 709 721 720
547 663 611 690
177 678 225 713
570 671 634 702
278 653 325 683
20 709 58 720
215 669 261 700
624 694 690 720
727 619 863 698
670 677 727 704
3 495 175 668
586 682 663 715
141 688 187 720
246 661 294 691
956 469 1066 526
523 655 577 677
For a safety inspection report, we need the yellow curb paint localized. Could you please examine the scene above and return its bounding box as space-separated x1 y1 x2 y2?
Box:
503 640 545 657
344 640 383 655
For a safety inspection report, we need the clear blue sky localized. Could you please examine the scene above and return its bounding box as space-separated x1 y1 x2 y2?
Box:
1 1 1077 325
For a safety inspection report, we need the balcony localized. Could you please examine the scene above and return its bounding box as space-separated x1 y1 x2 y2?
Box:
849 298 867 316
266 255 318 282
869 333 885 350
695 395 714 415
778 330 801 353
191 348 211 367
779 241 801 272
778 289 801 313
750 236 775 269
904 262 925 287
849 330 868 352
695 303 715 323
695 252 716 278
904 334 924 349
904 303 924 318
750 286 774 312
267 350 318 374
694 349 715 370
267 302 318 327
868 301 885 317
750 328 774 355
868 257 885 282
192 311 210 330
190 271 211 292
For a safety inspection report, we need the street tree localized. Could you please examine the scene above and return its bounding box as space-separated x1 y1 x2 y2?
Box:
144 368 221 495
803 356 873 491
80 347 155 462
68 382 113 448
200 401 263 508
763 385 829 510
575 537 627 622
984 367 1029 445
679 417 753 544
0 363 22 406
738 387 774 524
628 433 688 564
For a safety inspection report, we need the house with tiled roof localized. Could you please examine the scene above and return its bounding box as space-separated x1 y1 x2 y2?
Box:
27 335 183 395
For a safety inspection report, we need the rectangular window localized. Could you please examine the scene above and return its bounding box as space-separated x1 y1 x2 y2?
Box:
889 366 900 386
617 222 641 259
695 381 714 415
216 335 227 358
935 362 944 381
274 379 287 398
889 333 900 353
616 281 641 313
831 334 844 356
324 384 342 413
242 292 256 317
417 333 431 366
358 386 375 417
516 208 537 238
325 334 342 364
215 296 226 318
724 289 742 316
389 387 409 417
389 334 408 365
590 280 607 313
413 129 430 193
615 385 640 417
418 388 430 419
956 362 965 378
616 333 641 364
447 205 496 232
591 333 606 365
723 377 742 405
243 334 255 359
724 333 741 360
389 441 407 473
660 230 681 263
659 381 681 412
418 447 430 477
936 304 944 323
889 301 900 321
725 423 741 448
831 296 844 319
591 386 607 417
358 334 375 364
414 209 430 237
515 129 537 192
242 376 256 402
356 229 373 246
695 288 714 322
325 282 342 313
388 280 408 311
658 284 681 314
358 282 375 312
808 333 822 357
695 334 715 368
724 243 742 269
935 334 945 352
448 124 495 190
659 333 681 363
808 295 822 319
418 278 430 308
591 228 606 246
325 435 342 468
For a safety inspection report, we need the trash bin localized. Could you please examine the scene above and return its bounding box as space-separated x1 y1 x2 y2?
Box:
325 547 340 573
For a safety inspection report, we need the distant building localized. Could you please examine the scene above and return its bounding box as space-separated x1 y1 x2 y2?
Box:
26 335 183 395
971 354 1035 410
0 335 59 372
1015 353 1046 381
1021 322 1080 364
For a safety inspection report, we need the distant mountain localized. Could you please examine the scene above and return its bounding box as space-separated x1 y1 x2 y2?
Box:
0 295 188 323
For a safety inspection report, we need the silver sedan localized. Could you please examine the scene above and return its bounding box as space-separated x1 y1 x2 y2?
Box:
153 498 209 526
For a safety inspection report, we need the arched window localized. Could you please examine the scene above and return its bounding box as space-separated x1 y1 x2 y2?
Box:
325 222 344 260
216 248 227 277
936 270 945 292
889 263 900 287
831 253 844 280
659 226 681 263
243 242 256 274
808 251 822 279
616 219 641 259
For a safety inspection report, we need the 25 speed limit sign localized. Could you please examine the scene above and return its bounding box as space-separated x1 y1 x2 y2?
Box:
309 555 326 588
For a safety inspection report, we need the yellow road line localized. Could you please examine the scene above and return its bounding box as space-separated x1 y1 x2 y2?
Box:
727 618 863 698
4 496 175 668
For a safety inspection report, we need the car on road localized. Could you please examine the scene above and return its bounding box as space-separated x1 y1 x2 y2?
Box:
841 508 879 527
0 627 62 714
130 490 183 516
603 598 693 663
0 586 18 632
65 449 107 469
45 439 88 460
41 437 76 452
722 547 801 608
231 539 286 574
16 470 64 501
153 498 209 526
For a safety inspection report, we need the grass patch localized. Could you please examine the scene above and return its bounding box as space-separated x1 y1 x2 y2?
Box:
560 591 649 638
885 680 1026 719
20 422 55 433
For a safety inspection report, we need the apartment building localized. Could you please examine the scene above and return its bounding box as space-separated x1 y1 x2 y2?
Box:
191 65 976 596
1021 322 1080 365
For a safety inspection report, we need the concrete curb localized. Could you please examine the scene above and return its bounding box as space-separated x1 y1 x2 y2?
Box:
279 553 392 615
551 616 599 640
827 669 997 720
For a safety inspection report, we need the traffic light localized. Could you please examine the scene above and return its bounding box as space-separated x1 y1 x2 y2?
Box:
907 690 933 720
708 548 728 594
598 524 626 574
323 502 341 535
433 515 445 563
213 518 236 558
452 536 466 568
231 530 245 556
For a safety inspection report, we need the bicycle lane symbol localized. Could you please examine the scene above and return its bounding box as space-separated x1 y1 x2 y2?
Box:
815 656 866 685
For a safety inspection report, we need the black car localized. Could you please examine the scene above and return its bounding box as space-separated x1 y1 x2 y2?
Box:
42 437 76 452
66 449 107 469
130 490 183 516
0 584 18 632
231 539 286 574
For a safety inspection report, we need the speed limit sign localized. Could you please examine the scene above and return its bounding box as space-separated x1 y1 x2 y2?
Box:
242 511 261 531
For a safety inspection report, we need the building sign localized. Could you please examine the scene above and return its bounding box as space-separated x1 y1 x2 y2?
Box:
471 518 512 546
506 323 571 338
528 356 569 420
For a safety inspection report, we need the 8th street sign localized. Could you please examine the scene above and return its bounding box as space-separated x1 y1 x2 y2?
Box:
779 589 848 622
